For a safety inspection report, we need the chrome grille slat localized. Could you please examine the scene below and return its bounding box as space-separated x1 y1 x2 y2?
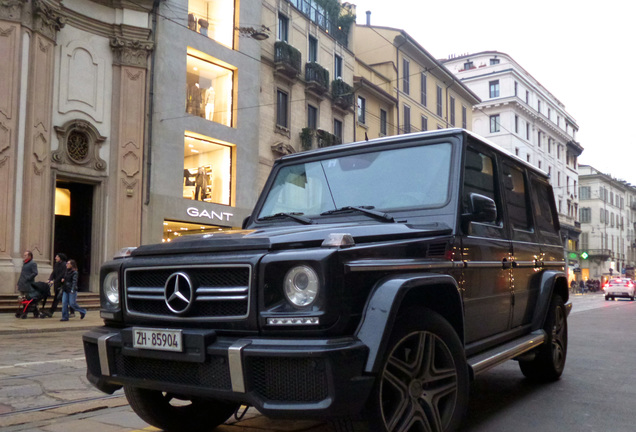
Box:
125 264 251 321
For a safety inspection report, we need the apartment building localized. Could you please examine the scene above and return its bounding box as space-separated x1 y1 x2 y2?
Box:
257 0 357 189
353 21 480 139
443 51 584 275
578 165 636 281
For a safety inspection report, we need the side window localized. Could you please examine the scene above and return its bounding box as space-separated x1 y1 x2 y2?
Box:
530 175 560 240
502 163 531 231
463 148 498 221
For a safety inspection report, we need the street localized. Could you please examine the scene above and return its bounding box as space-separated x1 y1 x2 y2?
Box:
1 293 635 432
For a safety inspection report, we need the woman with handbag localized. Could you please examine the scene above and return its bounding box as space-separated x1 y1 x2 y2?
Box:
60 259 87 321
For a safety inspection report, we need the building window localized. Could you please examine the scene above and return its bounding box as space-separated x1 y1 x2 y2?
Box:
462 106 467 129
580 207 591 223
525 90 529 104
334 54 343 79
183 134 232 205
526 123 530 140
402 58 410 94
186 53 234 126
537 99 541 113
514 115 519 133
489 80 500 98
490 57 500 65
515 147 519 156
380 109 387 135
579 186 591 200
490 114 500 133
436 85 442 117
537 130 541 147
276 89 289 128
420 73 427 106
307 104 317 129
308 36 318 62
421 115 428 132
463 60 473 70
333 118 343 142
357 96 366 124
449 96 456 126
548 138 552 153
278 14 289 41
188 0 235 48
514 81 518 97
403 105 411 134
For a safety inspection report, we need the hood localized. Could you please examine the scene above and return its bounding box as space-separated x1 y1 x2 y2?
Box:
132 222 452 257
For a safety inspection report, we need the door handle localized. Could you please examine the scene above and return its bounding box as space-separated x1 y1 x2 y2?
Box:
502 259 512 269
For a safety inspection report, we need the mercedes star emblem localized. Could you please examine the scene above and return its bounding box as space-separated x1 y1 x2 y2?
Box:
164 272 194 314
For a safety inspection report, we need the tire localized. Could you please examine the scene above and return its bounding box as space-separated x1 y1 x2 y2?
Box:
519 294 567 382
363 309 469 432
124 386 238 432
605 296 609 301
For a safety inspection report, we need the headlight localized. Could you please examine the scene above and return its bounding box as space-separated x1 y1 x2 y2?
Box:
103 271 120 308
283 265 319 307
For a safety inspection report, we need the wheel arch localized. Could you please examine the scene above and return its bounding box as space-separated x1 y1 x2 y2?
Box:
530 270 568 331
355 273 464 374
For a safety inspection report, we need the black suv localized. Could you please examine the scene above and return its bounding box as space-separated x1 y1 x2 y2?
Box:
83 129 571 432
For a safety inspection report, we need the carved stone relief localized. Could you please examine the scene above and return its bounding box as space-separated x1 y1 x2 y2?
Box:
110 36 153 69
53 119 107 170
58 40 105 122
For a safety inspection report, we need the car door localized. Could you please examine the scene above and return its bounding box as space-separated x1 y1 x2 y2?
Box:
500 161 540 329
461 145 513 344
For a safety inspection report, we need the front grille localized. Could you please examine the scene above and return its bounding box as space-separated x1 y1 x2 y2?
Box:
125 265 251 320
114 355 232 390
247 356 328 402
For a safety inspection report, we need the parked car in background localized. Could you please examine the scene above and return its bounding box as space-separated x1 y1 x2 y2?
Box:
603 278 635 301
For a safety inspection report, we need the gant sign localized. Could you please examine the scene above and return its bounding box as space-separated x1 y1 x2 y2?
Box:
186 207 234 222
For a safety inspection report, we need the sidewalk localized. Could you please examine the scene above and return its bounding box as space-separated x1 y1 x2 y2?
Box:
0 309 102 335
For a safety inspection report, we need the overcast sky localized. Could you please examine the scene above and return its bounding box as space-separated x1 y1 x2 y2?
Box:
353 0 635 184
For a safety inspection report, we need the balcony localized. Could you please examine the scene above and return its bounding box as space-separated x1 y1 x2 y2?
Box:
331 79 354 111
305 62 329 97
316 129 341 148
587 249 612 260
275 41 301 80
300 128 316 151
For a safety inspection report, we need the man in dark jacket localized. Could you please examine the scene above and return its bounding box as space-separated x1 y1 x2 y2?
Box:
17 250 38 298
43 253 67 317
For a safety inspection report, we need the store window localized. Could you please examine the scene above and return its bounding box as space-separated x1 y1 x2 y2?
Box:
163 220 232 243
183 134 233 205
188 0 235 48
186 53 234 126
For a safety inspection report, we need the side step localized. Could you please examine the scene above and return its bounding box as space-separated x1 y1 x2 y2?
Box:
467 330 546 377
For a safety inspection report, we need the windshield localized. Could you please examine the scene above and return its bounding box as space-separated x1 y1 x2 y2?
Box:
258 142 452 219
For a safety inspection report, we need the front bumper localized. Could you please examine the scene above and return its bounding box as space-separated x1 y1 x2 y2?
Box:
83 326 373 419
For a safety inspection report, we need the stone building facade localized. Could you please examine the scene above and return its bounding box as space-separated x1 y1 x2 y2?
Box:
0 0 154 293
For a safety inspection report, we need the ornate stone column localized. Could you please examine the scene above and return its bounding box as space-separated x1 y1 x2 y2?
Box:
108 36 152 254
0 1 23 262
20 0 64 262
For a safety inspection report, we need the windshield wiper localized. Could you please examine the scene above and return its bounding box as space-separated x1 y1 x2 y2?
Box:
320 206 396 223
258 212 315 225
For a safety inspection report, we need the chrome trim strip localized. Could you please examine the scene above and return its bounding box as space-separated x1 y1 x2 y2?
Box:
228 340 251 393
346 260 463 272
98 333 117 376
543 261 566 267
465 261 507 268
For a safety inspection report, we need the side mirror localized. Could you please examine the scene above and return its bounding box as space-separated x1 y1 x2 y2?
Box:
463 193 497 224
241 216 250 229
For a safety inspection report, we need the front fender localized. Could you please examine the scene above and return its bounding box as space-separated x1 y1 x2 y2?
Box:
530 270 568 331
355 273 462 373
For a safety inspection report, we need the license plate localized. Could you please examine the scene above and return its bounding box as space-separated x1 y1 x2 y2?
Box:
133 328 183 352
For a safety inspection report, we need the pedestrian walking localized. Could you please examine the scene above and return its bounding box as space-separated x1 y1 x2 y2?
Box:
17 250 38 299
42 253 66 318
60 259 86 322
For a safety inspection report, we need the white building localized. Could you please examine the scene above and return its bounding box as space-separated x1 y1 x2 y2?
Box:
443 51 584 276
578 165 636 281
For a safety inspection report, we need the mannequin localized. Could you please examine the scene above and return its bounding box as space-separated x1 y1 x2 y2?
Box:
204 85 215 121
198 18 209 36
195 167 208 201
187 83 203 117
